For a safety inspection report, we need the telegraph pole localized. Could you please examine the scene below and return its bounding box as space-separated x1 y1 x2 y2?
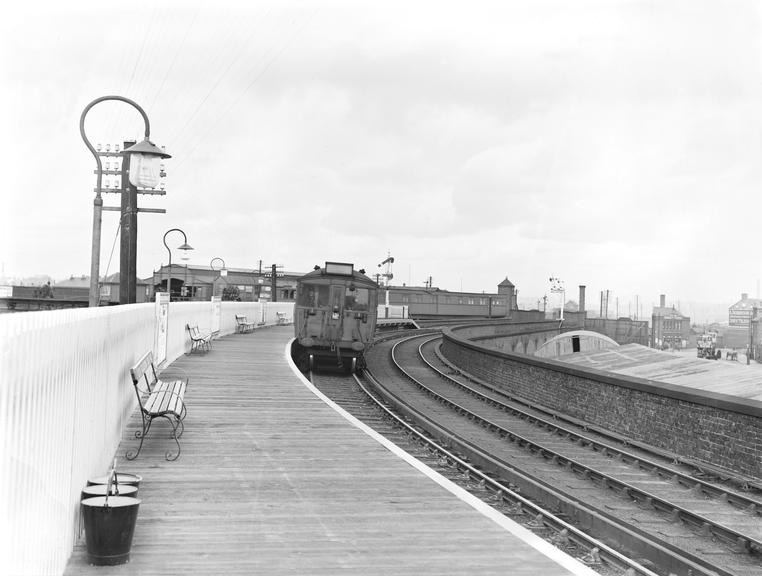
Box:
268 264 283 302
119 141 137 304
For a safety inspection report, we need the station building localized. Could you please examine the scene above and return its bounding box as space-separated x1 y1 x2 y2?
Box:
383 277 518 318
149 265 520 316
2 264 521 318
150 264 300 302
650 294 691 349
728 293 762 327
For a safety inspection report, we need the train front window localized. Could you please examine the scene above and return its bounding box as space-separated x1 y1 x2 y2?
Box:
345 287 370 311
297 284 329 307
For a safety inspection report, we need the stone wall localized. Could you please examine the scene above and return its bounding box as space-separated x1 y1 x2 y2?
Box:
441 327 762 481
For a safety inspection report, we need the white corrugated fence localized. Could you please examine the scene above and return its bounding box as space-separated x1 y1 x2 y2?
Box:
0 299 293 576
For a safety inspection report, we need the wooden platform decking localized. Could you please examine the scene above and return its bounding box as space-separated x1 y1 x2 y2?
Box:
64 326 595 576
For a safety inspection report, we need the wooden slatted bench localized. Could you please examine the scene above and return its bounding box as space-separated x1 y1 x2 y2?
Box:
276 311 291 325
127 351 188 461
186 323 212 353
235 314 257 333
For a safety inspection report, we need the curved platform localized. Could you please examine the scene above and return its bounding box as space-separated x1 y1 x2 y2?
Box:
64 326 596 575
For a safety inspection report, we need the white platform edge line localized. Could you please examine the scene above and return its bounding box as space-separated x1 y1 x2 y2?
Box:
284 339 599 576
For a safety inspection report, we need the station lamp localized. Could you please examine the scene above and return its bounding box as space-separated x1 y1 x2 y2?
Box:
121 138 171 189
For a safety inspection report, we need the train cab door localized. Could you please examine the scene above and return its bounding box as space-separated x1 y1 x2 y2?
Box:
324 285 344 343
330 285 344 320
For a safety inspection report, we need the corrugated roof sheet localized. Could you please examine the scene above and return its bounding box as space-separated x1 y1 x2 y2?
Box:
557 343 762 401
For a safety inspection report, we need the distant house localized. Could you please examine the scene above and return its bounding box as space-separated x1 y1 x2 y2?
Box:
150 264 300 302
728 293 762 327
0 277 89 312
651 294 690 349
98 273 152 305
384 278 517 318
53 274 151 306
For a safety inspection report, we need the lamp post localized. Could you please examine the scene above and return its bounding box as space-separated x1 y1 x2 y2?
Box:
163 228 193 299
210 257 227 275
549 276 565 321
210 258 227 299
80 95 171 307
181 251 190 300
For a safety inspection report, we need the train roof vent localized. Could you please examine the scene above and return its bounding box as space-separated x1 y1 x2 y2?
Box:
325 262 354 276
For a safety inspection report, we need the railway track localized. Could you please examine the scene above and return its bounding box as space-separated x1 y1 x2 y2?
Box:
362 332 762 576
308 330 762 576
311 371 627 576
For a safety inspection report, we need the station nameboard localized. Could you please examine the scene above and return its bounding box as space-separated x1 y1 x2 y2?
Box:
325 262 354 276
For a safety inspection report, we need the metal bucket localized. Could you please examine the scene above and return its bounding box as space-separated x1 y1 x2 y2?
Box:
81 483 138 501
81 496 141 566
87 472 142 488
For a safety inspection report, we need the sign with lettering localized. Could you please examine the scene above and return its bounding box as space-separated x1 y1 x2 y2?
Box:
211 296 221 335
154 292 170 365
729 309 752 327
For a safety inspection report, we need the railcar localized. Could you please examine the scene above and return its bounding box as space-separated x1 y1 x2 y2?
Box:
292 262 378 373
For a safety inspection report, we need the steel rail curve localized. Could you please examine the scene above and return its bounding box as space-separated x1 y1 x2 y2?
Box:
401 335 762 559
370 332 754 576
418 336 762 518
353 369 661 576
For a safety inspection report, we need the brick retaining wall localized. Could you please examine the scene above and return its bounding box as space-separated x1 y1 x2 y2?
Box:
441 327 762 481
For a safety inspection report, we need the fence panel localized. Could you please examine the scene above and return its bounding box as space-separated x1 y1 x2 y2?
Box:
0 305 154 576
0 297 295 575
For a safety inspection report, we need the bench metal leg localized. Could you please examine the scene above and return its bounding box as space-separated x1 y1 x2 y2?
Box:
175 417 185 439
126 413 183 461
163 415 182 461
125 414 153 461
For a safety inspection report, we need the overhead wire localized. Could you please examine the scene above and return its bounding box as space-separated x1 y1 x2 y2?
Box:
102 219 122 281
166 5 274 151
129 5 169 111
148 6 200 112
111 2 160 139
171 7 320 175
157 8 250 143
104 36 133 138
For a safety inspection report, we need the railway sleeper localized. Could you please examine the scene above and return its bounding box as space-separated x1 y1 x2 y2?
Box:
528 513 545 528
580 547 602 565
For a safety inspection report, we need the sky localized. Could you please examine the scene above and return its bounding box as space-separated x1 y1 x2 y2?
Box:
2 0 762 319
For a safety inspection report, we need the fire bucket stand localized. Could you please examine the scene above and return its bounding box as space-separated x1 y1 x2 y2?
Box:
80 464 142 565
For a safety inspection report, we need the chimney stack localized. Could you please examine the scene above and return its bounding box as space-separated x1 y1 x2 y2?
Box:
579 285 586 315
742 293 748 301
660 294 666 308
